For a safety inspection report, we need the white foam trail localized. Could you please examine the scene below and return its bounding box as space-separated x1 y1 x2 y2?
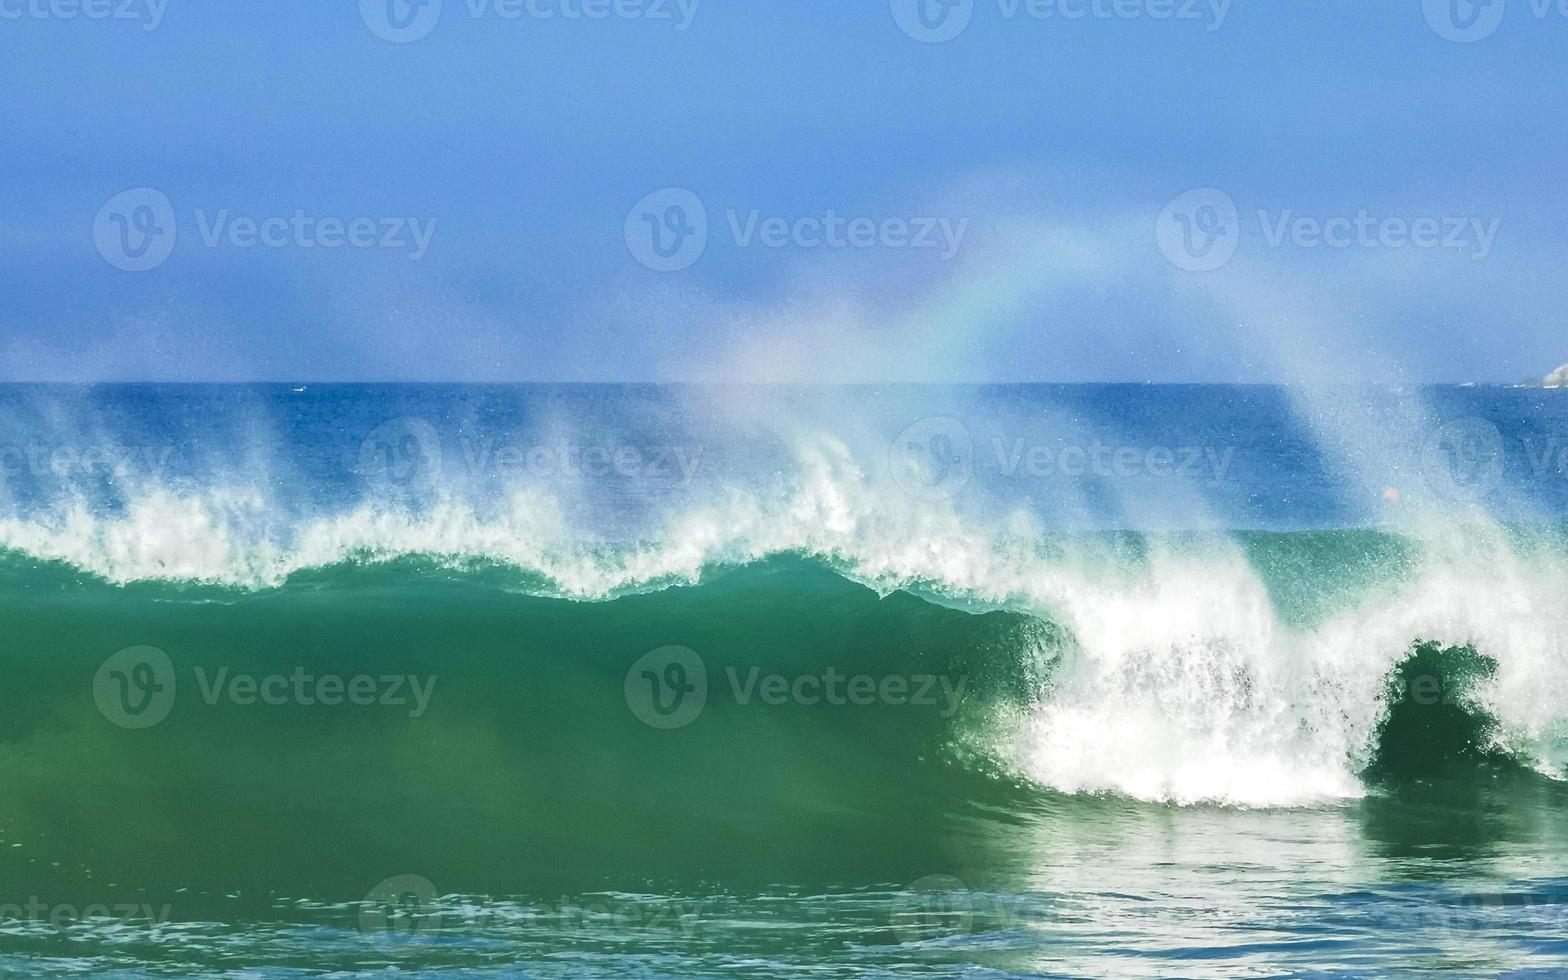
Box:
1007 524 1568 806
1007 542 1374 807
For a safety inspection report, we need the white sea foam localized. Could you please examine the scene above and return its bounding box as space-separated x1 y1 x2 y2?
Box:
1009 524 1568 806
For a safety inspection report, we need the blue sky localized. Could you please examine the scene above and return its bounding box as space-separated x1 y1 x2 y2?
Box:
1 0 1564 382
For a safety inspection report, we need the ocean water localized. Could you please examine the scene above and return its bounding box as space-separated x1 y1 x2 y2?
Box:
2 383 1568 977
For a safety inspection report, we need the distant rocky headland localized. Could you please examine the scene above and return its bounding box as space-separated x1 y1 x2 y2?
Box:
1518 364 1568 387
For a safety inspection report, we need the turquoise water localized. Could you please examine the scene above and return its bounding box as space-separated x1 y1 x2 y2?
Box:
1 384 1567 976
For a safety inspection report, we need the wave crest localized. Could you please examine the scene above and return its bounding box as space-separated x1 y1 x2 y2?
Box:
3 440 1567 808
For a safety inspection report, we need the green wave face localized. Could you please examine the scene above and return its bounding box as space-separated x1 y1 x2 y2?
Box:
1 549 1552 922
0 558 1052 913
